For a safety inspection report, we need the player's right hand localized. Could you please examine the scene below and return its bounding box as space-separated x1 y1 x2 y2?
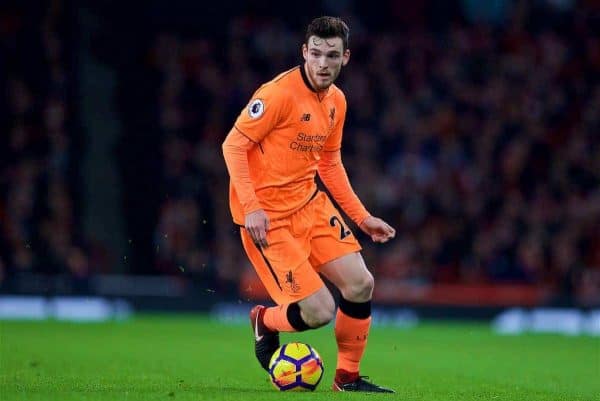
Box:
245 209 270 248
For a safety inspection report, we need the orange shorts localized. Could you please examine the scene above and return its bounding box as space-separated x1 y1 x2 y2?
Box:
240 191 362 305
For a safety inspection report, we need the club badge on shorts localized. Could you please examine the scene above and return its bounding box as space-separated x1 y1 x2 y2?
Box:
285 270 301 293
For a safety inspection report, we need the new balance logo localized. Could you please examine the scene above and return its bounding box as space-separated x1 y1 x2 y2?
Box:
300 113 311 122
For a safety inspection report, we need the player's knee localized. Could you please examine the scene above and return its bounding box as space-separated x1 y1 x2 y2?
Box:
300 295 335 328
309 301 335 328
345 271 374 302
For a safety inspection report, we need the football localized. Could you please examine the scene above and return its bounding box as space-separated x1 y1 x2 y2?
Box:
268 342 324 391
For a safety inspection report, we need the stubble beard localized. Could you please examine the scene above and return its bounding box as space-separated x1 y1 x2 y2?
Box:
313 69 338 91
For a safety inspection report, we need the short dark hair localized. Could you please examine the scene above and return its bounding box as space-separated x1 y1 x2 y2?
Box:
305 16 349 50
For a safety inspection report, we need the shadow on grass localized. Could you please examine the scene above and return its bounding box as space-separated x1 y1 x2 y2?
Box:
196 385 274 393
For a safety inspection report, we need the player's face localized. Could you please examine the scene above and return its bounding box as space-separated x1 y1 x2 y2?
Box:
302 35 350 91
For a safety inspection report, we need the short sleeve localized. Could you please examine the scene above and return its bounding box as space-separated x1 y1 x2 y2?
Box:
233 84 289 143
322 92 347 152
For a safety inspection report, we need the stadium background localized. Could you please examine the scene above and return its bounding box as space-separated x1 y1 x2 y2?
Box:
1 0 599 323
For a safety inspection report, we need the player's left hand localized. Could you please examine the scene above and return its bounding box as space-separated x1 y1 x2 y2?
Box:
359 216 396 243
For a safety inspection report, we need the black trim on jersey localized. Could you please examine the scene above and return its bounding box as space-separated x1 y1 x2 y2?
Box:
234 125 263 154
233 125 256 142
300 64 316 92
292 188 320 213
250 236 282 291
238 227 280 289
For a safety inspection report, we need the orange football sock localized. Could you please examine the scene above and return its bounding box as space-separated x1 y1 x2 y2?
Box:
334 309 371 381
263 304 296 332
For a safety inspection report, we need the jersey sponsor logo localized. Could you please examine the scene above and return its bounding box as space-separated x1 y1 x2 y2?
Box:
300 113 311 121
289 132 326 152
248 99 265 118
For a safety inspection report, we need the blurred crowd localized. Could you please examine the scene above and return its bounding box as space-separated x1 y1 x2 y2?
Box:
0 2 90 292
143 1 600 305
1 0 599 306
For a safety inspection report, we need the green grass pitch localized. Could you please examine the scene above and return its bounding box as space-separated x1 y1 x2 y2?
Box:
1 315 598 400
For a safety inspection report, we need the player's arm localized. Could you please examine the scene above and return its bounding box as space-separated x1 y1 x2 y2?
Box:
222 129 270 248
318 151 395 243
222 128 261 214
319 93 395 243
222 87 290 247
317 150 369 225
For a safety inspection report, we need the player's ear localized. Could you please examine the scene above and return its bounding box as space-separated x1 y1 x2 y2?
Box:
302 43 308 61
342 49 350 66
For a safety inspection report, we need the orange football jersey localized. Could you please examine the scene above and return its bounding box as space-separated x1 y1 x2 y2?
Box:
227 66 347 225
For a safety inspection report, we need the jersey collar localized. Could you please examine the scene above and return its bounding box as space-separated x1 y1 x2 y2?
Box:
300 64 330 100
300 64 316 92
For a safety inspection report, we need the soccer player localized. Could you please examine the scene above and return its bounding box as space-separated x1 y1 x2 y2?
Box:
222 16 396 393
